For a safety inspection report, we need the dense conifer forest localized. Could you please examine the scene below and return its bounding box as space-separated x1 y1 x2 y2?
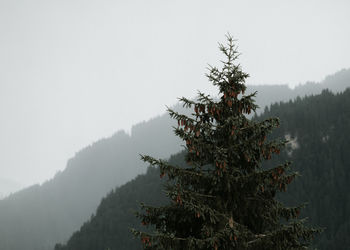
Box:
55 89 350 250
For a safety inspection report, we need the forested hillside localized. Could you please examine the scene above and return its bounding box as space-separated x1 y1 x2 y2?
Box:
0 69 349 250
0 124 181 250
55 89 350 250
260 89 350 249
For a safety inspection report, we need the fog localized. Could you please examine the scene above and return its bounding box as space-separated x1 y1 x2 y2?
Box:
0 0 349 191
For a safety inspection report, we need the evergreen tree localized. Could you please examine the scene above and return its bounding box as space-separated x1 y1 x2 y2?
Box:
132 35 320 249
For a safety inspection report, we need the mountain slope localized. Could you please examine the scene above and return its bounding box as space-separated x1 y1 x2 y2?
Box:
260 89 350 249
0 128 181 250
0 69 349 250
56 88 350 250
55 152 187 250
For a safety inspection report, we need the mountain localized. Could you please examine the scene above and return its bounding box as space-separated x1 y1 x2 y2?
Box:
55 88 350 250
259 89 350 250
0 69 349 250
249 68 350 114
55 154 184 250
0 129 181 250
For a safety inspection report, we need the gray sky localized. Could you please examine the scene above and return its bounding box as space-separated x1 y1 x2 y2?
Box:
0 0 349 189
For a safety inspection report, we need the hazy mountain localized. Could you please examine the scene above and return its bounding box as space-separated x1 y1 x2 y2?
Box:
55 88 350 250
248 68 350 113
0 178 22 200
0 69 349 250
0 129 181 250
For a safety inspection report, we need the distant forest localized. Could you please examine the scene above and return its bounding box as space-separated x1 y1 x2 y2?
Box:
55 89 350 250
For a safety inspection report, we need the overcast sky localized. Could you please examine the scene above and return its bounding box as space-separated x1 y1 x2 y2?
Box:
0 0 349 189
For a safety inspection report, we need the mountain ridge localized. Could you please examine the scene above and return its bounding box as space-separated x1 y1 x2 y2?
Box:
56 88 350 250
0 69 349 250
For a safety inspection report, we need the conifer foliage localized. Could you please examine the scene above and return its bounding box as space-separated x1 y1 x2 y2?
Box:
132 36 319 249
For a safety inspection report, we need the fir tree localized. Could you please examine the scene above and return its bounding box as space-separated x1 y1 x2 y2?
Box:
132 35 320 249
